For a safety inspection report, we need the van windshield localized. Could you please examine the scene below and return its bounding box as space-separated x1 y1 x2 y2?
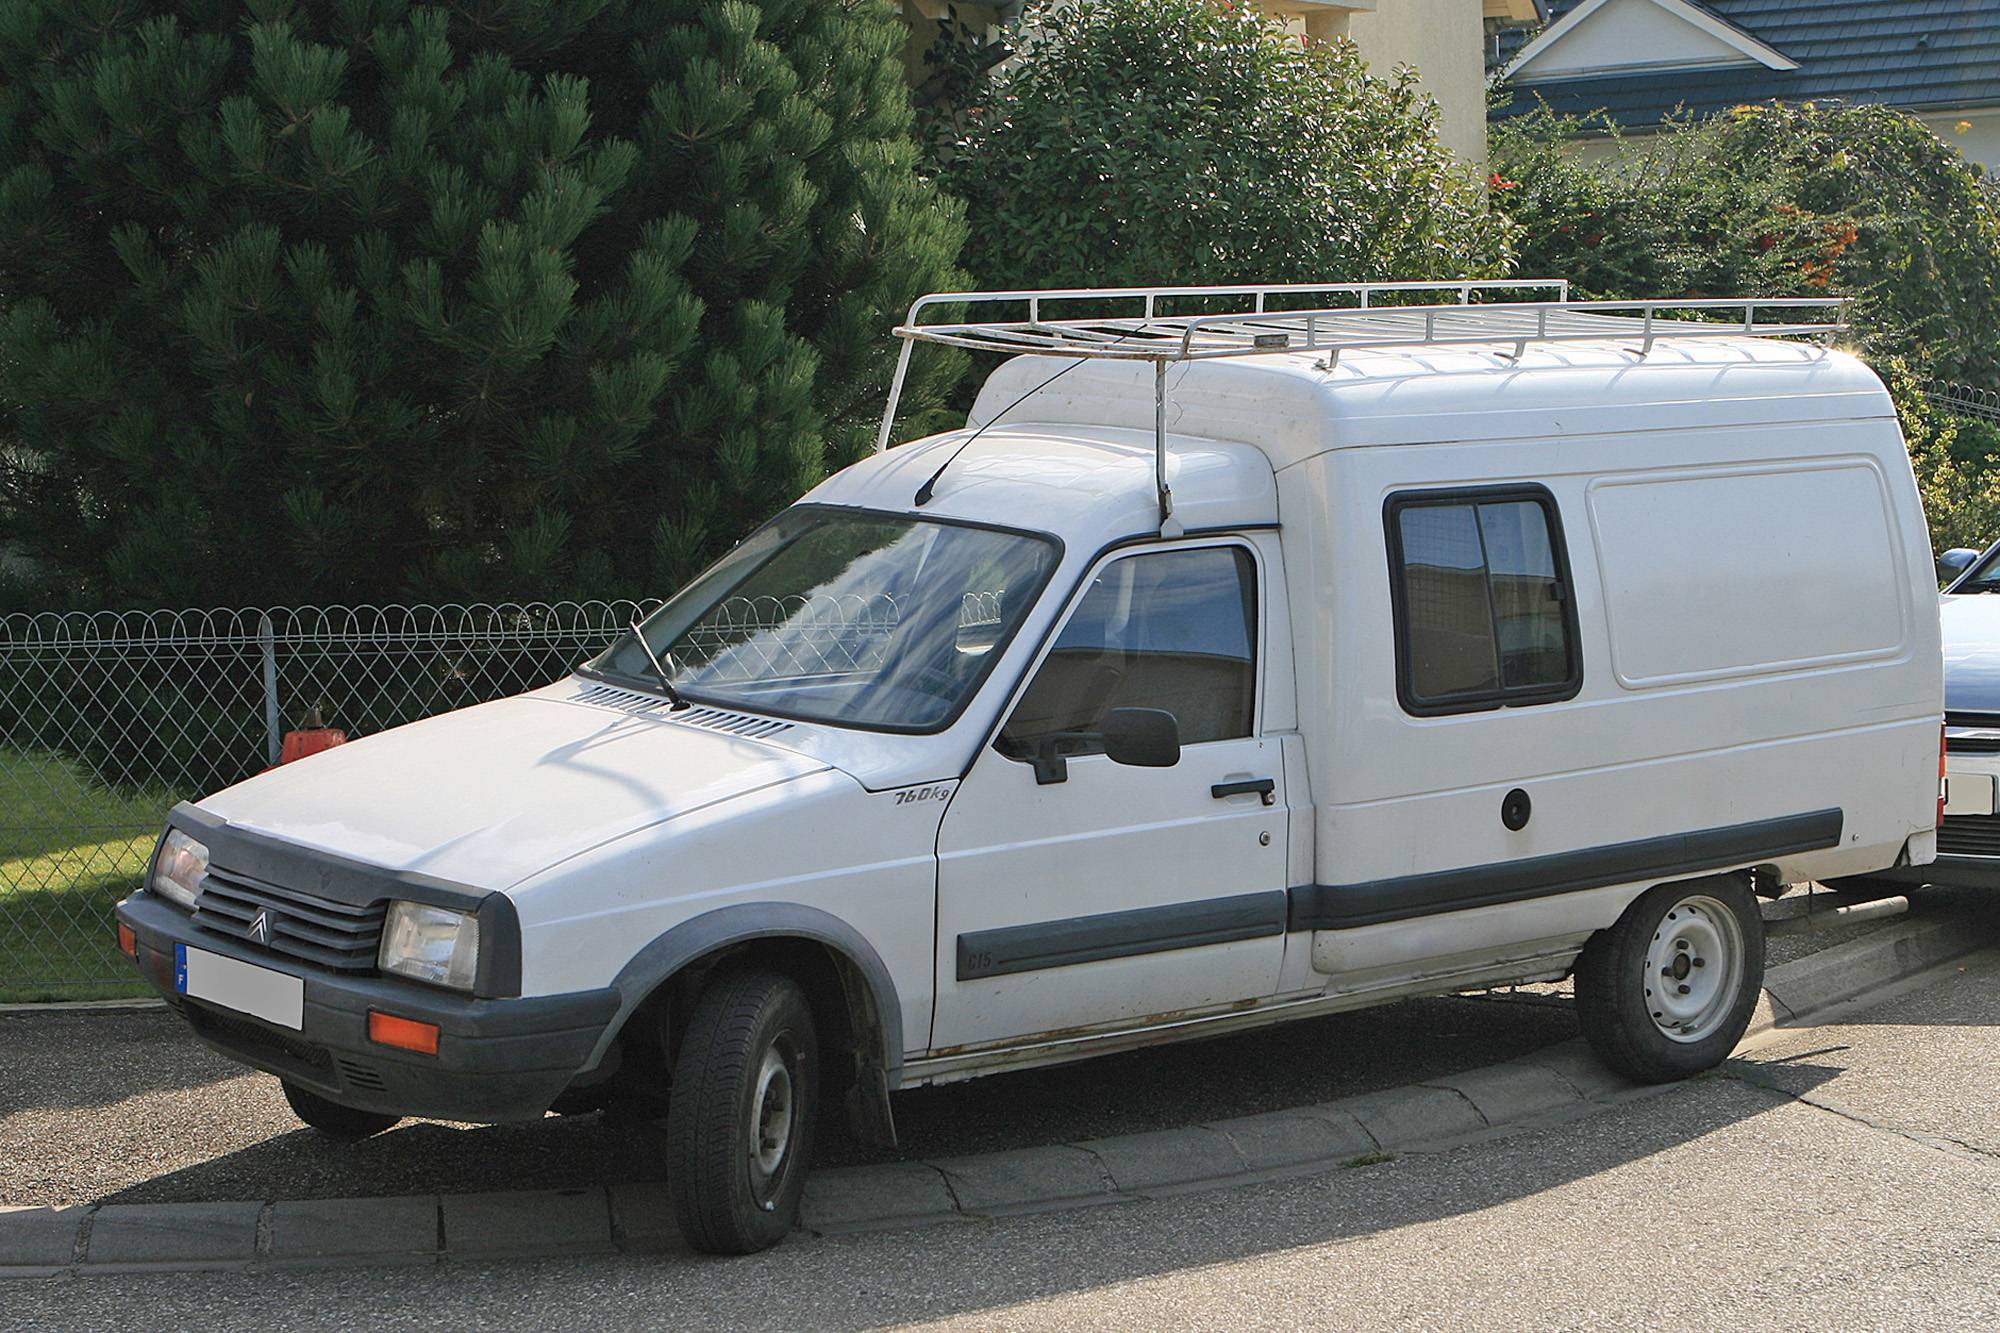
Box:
586 508 1060 732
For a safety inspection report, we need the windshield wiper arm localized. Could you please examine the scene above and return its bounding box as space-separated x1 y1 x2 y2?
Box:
627 621 690 711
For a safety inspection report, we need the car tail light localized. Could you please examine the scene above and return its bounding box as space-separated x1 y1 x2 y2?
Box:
1939 724 1948 827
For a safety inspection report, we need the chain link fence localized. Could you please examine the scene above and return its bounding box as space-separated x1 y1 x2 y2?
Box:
1 602 650 995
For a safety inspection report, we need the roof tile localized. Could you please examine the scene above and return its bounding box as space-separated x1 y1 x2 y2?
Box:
1494 0 2000 124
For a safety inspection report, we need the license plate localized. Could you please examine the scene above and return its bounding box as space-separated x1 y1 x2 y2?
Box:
175 944 305 1031
1944 771 1997 817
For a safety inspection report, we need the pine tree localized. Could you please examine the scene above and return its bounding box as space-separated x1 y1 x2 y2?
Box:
0 0 965 608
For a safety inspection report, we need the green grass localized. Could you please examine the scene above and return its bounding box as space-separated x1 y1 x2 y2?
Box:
0 749 177 1002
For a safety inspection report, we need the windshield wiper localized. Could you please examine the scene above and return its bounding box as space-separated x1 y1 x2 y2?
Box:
627 621 691 711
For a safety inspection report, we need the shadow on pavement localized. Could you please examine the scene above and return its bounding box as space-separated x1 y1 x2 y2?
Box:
75 993 1580 1207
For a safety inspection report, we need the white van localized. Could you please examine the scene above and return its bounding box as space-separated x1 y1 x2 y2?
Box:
118 283 1943 1254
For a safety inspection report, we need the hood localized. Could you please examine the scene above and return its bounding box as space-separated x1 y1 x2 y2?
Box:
198 691 832 890
1942 591 2000 715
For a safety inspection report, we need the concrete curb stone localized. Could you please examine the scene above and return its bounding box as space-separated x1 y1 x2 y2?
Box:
0 1205 88 1271
932 1144 1116 1214
440 1188 615 1260
1204 1106 1377 1174
2 914 1986 1278
264 1196 439 1268
1753 913 1988 1031
83 1200 262 1270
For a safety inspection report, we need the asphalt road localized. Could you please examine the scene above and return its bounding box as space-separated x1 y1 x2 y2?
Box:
5 941 1995 1332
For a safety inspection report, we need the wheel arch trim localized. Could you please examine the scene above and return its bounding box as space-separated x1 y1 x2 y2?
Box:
586 903 906 1079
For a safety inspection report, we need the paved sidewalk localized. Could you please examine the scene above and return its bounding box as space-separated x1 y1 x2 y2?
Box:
1 911 1989 1278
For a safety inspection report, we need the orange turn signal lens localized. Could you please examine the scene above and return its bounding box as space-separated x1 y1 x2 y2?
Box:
367 1010 440 1055
117 922 137 958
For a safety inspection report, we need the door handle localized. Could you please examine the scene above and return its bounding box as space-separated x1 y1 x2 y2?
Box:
1211 778 1276 806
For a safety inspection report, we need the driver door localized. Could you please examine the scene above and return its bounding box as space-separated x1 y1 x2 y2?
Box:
931 542 1290 1052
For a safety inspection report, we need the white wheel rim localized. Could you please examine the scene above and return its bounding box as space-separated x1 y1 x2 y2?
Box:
1642 895 1743 1044
749 1044 795 1183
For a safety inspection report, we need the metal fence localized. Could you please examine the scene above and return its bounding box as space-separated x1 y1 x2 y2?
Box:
1926 378 2000 425
0 602 651 992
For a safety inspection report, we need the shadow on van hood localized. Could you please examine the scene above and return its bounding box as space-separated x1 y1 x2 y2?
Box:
1943 591 2000 715
196 692 833 891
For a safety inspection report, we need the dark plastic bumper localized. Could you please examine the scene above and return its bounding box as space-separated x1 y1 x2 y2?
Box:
117 892 620 1123
1844 857 2000 891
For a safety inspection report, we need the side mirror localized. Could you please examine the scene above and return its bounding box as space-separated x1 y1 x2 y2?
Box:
1099 708 1181 768
1940 547 1981 584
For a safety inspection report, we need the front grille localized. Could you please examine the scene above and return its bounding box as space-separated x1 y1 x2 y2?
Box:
1937 814 2000 858
193 870 386 971
1946 712 2000 753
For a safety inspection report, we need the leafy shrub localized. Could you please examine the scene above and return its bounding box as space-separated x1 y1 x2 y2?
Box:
1490 102 2000 387
941 0 1515 291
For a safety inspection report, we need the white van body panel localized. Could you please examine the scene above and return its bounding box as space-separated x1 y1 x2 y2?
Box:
976 342 1938 995
133 314 1942 1125
197 687 833 890
505 766 943 1057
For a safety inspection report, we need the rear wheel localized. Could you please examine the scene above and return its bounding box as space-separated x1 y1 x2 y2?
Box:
1575 876 1764 1083
281 1079 401 1140
665 970 819 1255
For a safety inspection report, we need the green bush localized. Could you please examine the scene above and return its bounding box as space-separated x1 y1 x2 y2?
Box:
1490 102 2000 387
940 0 1514 291
1883 368 2000 561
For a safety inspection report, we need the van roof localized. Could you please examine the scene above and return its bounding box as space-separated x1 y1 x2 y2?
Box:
966 337 1893 472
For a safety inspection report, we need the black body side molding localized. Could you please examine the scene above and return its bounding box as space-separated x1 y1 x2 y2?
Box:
1288 808 1844 932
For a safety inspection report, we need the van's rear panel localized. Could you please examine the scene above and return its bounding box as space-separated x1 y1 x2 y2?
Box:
1274 355 1938 965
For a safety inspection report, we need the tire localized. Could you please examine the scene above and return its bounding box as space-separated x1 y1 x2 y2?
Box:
1575 876 1765 1084
665 970 819 1255
281 1079 402 1140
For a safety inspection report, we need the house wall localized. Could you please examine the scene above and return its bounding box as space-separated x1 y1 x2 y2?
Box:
1567 111 2000 176
1914 110 2000 175
1344 0 1489 165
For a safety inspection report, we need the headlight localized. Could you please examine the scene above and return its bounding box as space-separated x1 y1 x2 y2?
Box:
379 901 480 991
149 829 209 909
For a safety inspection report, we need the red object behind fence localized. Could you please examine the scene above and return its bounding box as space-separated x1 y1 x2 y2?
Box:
279 728 348 764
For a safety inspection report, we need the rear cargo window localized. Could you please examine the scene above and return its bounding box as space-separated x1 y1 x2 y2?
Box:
1386 487 1581 715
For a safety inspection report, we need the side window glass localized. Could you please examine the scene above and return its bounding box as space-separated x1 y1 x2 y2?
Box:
1000 546 1258 758
1389 489 1580 714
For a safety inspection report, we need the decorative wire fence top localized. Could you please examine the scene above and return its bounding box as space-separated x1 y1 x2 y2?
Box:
0 601 654 994
1925 379 2000 425
0 601 659 650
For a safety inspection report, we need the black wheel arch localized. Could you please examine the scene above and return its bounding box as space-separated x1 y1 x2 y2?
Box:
579 903 904 1147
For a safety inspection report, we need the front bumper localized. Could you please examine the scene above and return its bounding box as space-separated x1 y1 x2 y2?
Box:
118 891 619 1122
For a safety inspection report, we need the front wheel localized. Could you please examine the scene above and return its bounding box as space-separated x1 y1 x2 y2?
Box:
281 1079 401 1140
664 970 819 1255
1575 876 1765 1084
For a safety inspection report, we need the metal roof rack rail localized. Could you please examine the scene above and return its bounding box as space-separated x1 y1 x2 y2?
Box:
873 281 1853 536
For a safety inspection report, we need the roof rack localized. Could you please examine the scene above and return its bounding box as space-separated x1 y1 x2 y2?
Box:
874 281 1854 536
